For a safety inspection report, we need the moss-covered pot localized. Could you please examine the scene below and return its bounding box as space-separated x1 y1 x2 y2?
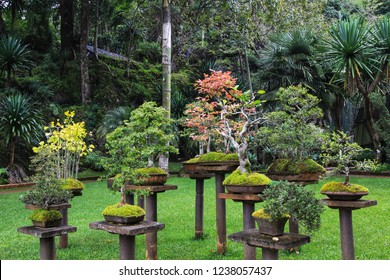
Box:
320 181 369 201
29 209 63 228
62 178 85 197
102 203 145 225
252 209 289 236
135 167 168 185
223 170 272 194
185 152 240 173
266 159 325 183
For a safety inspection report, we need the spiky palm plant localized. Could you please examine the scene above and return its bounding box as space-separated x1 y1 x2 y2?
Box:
0 93 42 167
0 36 32 86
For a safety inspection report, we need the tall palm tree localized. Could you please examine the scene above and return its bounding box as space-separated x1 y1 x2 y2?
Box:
0 36 32 87
324 16 390 161
0 93 42 174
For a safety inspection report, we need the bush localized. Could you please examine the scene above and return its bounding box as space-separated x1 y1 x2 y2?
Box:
29 209 62 222
102 203 145 218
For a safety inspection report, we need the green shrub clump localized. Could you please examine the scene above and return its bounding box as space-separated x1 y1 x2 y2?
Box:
102 203 145 217
223 170 272 186
321 181 368 193
29 209 62 222
62 178 85 190
267 159 325 175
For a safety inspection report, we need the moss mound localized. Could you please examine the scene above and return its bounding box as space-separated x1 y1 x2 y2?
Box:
223 170 272 186
102 203 146 217
62 178 85 190
321 181 369 193
252 208 289 219
136 167 167 175
29 209 62 222
185 152 238 163
267 159 326 175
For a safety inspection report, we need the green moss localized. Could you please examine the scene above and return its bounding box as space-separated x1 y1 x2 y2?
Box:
252 208 289 219
223 170 272 186
184 157 200 163
321 181 369 193
102 203 146 217
267 159 326 175
135 167 167 175
62 178 85 190
29 209 62 222
185 152 238 163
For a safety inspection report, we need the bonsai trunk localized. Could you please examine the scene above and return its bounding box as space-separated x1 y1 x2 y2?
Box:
344 166 350 186
147 157 154 168
237 143 248 174
119 187 126 206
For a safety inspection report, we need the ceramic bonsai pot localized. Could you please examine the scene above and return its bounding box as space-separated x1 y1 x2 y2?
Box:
104 214 145 225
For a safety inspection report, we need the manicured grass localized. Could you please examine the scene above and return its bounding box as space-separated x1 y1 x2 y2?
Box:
0 175 389 260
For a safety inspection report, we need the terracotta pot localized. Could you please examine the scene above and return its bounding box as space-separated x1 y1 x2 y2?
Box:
253 216 289 236
320 191 368 201
104 214 145 225
182 162 202 174
32 219 62 228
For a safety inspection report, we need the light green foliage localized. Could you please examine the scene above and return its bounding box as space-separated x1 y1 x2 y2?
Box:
257 85 325 161
223 170 272 186
267 159 326 175
62 178 84 190
197 152 238 162
102 203 145 218
321 130 364 184
321 181 368 193
29 209 62 222
258 180 324 234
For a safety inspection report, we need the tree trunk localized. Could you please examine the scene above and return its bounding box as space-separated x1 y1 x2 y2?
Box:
158 0 171 172
8 136 16 166
60 0 74 56
80 0 91 104
93 0 100 60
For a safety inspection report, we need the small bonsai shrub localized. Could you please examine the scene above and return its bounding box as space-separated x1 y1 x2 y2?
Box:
223 170 272 186
255 180 324 234
61 178 85 190
102 203 145 218
321 181 368 193
29 209 62 222
267 159 326 175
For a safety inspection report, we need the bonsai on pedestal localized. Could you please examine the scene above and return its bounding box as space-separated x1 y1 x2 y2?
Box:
320 131 369 200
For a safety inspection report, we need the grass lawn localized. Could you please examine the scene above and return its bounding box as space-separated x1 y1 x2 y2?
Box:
0 175 389 260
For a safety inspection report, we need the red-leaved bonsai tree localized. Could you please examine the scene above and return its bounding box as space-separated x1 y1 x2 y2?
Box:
194 70 265 174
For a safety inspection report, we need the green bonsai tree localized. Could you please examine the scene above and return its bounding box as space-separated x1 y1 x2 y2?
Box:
320 130 369 193
253 180 324 234
257 85 326 175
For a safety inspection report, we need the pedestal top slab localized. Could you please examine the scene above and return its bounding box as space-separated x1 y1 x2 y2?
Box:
228 229 310 250
17 225 77 238
322 199 378 210
125 184 178 193
89 220 165 236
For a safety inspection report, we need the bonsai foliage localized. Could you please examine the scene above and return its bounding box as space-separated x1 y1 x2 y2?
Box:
32 111 94 180
257 85 324 161
321 130 364 185
194 70 265 173
266 158 326 175
258 180 324 234
104 102 177 193
182 100 217 155
29 209 62 222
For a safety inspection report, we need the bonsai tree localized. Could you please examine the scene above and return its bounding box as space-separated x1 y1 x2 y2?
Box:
252 180 325 235
29 209 63 227
194 70 265 175
257 85 326 178
320 130 369 193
